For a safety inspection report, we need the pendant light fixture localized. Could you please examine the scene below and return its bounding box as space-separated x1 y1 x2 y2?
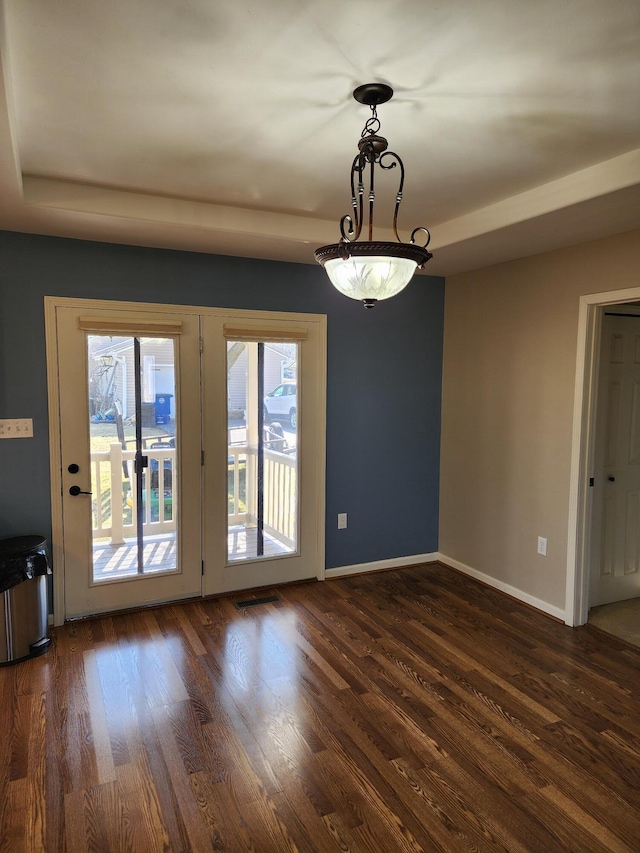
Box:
315 83 432 308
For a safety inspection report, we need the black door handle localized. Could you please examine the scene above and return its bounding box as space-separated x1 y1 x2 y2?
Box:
608 476 616 482
69 485 92 496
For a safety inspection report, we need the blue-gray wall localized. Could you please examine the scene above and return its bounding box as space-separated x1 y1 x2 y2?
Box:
0 230 444 569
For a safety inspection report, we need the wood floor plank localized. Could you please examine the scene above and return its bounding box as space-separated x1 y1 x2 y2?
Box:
2 563 640 852
307 691 461 850
150 703 216 852
43 690 65 851
168 604 207 657
195 654 283 797
4 778 30 853
83 779 139 853
187 770 245 850
64 788 89 853
116 763 174 853
391 756 528 853
82 649 117 786
25 691 47 852
533 784 634 853
139 610 190 704
9 693 33 782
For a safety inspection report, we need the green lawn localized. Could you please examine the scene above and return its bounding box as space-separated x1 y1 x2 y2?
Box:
89 422 174 453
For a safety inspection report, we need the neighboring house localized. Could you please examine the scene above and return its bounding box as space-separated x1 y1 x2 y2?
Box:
88 336 176 421
87 337 293 419
227 342 292 412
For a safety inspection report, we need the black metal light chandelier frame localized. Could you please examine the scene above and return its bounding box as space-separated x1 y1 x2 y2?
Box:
315 83 432 308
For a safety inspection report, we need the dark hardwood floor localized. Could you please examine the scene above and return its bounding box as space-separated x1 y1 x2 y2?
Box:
2 563 640 852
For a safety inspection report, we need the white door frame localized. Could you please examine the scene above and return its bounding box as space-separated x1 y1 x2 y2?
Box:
45 296 326 626
566 285 640 626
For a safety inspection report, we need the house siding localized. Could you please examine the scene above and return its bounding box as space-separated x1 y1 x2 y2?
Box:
89 336 176 421
226 344 287 412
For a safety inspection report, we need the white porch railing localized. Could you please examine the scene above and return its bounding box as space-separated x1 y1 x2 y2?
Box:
263 450 297 548
91 442 176 545
227 444 297 550
92 441 296 550
227 445 248 526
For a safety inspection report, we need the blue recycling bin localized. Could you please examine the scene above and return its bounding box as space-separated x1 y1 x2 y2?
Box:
155 393 173 424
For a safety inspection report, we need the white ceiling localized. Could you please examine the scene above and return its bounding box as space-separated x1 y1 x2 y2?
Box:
1 0 639 276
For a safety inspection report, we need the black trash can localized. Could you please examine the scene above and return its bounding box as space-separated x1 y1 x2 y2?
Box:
0 536 52 665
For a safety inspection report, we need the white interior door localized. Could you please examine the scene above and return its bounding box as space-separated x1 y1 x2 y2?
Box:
53 304 202 619
591 313 640 606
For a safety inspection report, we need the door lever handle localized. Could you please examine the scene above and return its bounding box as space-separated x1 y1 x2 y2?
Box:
69 485 92 496
608 476 616 482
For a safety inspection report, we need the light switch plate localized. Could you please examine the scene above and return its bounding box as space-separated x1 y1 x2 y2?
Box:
0 418 34 438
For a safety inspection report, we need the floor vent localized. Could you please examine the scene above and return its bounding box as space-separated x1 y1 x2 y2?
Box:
235 594 281 609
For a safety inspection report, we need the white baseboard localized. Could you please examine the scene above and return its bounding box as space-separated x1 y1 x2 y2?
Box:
325 552 439 579
436 552 566 622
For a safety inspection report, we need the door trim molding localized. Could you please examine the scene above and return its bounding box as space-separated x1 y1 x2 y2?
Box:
44 297 66 626
566 285 640 627
44 296 327 625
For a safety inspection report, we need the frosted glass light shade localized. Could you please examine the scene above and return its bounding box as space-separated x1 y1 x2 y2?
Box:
324 255 417 303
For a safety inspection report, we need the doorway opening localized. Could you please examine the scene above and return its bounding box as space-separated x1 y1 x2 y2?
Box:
567 287 640 629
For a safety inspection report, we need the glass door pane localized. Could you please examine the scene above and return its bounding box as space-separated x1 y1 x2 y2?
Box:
227 340 298 561
87 334 178 581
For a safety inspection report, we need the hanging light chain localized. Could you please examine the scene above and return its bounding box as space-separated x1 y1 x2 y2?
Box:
339 86 430 249
361 103 381 139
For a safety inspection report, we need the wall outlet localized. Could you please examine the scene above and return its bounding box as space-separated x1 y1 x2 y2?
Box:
0 418 33 438
537 536 547 556
337 512 347 530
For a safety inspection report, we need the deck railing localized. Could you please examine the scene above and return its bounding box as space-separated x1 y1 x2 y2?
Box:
92 441 296 549
227 444 297 549
91 443 176 545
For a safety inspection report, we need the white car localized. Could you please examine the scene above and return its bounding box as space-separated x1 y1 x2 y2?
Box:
264 383 297 428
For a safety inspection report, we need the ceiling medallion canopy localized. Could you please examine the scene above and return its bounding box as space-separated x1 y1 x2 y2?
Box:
315 83 432 309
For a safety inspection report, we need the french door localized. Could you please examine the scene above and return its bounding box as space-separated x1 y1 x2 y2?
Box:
47 298 326 622
201 314 325 595
53 305 202 618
